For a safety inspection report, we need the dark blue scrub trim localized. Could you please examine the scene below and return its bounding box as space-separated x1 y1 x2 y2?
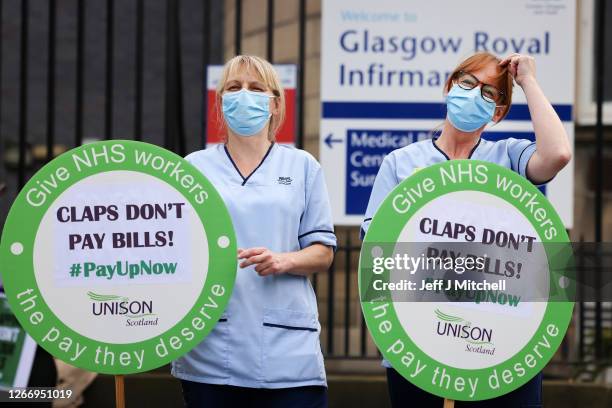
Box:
431 137 481 160
432 138 450 160
223 142 275 186
218 318 228 322
298 229 335 239
468 138 482 158
517 143 553 185
263 323 318 332
517 142 533 174
363 217 372 222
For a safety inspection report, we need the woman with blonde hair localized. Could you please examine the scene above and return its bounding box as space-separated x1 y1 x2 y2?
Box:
362 52 572 407
172 55 335 407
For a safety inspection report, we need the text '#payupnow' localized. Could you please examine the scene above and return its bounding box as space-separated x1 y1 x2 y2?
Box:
68 260 178 280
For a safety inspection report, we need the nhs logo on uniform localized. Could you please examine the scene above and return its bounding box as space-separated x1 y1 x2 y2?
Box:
345 129 427 215
277 176 293 185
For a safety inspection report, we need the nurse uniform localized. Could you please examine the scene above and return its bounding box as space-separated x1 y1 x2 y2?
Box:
172 142 336 389
362 136 539 239
361 136 543 374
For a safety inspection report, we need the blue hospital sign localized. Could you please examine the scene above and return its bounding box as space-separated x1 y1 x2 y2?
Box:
345 129 427 215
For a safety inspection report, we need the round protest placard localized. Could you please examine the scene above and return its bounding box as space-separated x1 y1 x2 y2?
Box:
0 140 236 374
359 160 574 401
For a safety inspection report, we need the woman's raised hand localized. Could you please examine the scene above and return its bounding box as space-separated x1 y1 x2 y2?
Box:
499 53 536 87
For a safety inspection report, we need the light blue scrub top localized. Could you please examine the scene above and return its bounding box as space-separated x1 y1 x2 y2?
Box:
360 136 539 368
172 143 336 388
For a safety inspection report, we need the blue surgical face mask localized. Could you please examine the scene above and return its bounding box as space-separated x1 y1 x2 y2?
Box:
222 89 273 137
446 84 496 132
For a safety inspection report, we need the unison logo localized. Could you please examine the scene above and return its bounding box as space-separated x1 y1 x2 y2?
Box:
434 309 496 355
87 291 158 327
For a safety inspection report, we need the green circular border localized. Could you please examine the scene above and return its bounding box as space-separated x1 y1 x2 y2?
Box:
359 160 574 401
0 140 237 374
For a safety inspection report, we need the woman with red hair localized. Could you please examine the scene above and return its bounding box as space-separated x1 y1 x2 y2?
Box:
362 52 571 407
